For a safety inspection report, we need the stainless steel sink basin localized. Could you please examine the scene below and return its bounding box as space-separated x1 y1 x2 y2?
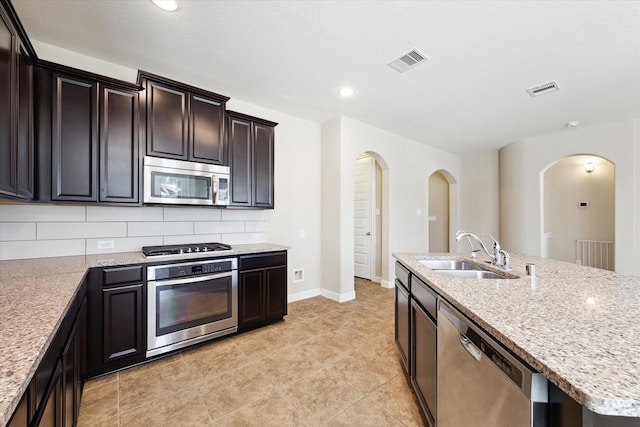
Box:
435 269 505 279
417 259 479 270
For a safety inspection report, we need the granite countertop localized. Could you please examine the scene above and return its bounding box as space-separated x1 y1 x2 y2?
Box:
394 252 640 418
0 243 288 426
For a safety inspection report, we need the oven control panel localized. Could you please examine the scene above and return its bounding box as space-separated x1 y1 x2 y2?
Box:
148 258 237 281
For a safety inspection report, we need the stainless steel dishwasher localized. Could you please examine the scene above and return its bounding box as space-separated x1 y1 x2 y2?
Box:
437 301 548 427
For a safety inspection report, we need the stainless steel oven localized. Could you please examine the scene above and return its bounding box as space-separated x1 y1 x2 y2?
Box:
146 257 237 357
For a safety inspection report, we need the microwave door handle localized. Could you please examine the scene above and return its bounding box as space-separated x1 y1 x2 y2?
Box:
212 176 218 203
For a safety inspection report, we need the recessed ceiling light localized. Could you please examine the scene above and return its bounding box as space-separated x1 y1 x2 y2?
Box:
339 87 354 97
566 120 580 128
152 0 179 12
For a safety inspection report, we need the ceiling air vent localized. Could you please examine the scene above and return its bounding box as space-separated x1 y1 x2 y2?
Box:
526 81 560 97
388 49 429 73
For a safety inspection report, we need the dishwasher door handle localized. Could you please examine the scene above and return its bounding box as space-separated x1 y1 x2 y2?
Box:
459 332 482 361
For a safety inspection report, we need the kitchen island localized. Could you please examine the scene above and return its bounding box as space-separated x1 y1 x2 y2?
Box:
0 243 287 426
394 252 640 425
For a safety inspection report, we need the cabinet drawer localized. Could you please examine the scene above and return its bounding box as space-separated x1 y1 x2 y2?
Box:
395 262 410 290
239 252 286 271
411 275 437 320
102 266 143 286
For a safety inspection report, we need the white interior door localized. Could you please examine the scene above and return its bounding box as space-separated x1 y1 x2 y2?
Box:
354 156 374 280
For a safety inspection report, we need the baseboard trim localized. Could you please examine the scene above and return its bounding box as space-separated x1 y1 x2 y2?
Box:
321 288 356 303
287 288 321 303
380 279 394 289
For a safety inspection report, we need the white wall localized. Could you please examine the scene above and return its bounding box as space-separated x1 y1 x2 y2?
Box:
0 41 323 300
458 150 501 251
321 116 463 301
500 119 640 275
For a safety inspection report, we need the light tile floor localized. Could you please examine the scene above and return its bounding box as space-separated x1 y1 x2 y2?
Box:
78 278 425 426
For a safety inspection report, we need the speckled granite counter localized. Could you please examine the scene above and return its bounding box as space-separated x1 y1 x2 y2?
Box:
0 243 288 426
394 252 640 418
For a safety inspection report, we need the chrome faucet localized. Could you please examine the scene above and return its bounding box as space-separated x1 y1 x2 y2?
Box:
455 230 511 270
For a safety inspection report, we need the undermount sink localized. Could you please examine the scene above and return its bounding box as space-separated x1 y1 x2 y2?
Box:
417 259 479 270
417 258 515 279
434 269 505 279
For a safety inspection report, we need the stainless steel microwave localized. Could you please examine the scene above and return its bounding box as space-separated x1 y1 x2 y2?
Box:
143 156 230 206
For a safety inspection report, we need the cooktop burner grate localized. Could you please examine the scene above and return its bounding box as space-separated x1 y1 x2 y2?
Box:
142 242 232 257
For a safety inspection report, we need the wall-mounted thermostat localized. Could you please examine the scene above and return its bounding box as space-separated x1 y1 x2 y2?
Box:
578 201 589 208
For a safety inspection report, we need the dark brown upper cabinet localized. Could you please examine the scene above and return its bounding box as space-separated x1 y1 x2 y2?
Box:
51 73 99 202
0 1 35 201
138 71 229 165
227 111 277 209
37 62 143 204
99 86 140 203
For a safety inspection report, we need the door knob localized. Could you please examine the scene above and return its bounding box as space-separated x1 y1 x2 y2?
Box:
366 232 371 236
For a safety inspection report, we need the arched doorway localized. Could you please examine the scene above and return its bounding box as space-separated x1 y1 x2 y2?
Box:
428 170 458 253
429 171 449 252
354 152 386 283
542 155 615 270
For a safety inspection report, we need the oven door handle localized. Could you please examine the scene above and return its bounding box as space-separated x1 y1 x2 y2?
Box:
150 271 234 287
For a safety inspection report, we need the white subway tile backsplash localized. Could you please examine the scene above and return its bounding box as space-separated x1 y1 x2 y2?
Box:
245 221 268 233
221 232 267 245
37 222 127 240
194 221 244 234
0 223 36 241
128 221 194 237
0 203 270 260
86 236 163 255
0 239 85 260
221 210 270 221
163 207 222 222
0 204 86 222
87 206 164 222
163 234 223 245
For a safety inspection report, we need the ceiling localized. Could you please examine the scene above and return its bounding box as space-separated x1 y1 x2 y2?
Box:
12 0 640 156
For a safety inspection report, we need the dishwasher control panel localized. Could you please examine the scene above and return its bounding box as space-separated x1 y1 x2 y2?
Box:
466 327 523 388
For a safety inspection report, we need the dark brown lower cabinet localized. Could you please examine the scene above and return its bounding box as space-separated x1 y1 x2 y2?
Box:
87 265 145 377
32 361 63 427
238 252 287 331
62 297 86 427
395 281 410 372
6 393 28 427
103 284 145 363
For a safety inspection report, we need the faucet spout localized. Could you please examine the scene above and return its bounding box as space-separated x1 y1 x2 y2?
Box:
455 230 510 270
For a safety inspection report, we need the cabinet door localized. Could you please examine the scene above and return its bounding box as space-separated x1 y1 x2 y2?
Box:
7 392 28 427
0 12 16 197
33 361 63 427
190 93 225 164
228 116 252 206
239 270 264 328
103 284 144 363
16 44 33 199
52 74 98 201
252 123 274 208
264 266 287 320
395 281 410 373
411 300 437 426
145 80 187 159
61 320 78 427
99 86 140 203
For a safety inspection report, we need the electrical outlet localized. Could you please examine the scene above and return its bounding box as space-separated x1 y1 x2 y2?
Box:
299 228 306 238
97 240 115 250
293 268 304 283
250 234 260 241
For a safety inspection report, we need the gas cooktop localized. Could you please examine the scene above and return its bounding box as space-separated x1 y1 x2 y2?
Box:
142 243 232 257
